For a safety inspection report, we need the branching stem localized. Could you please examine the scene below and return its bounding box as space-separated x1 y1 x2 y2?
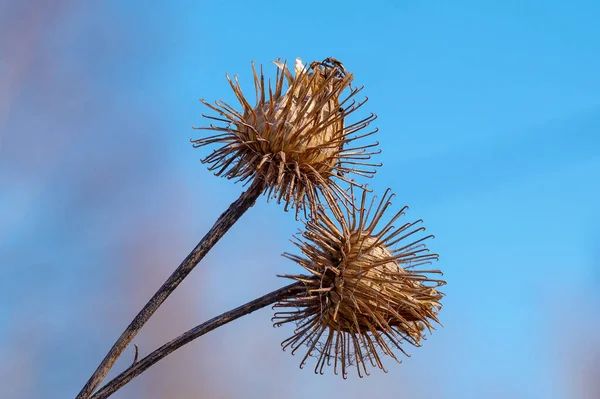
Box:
76 178 266 399
91 282 304 399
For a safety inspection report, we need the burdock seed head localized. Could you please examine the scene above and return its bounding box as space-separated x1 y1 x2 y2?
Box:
192 57 380 218
273 188 446 378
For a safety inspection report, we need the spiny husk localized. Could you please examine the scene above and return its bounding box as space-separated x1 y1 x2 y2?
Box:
192 57 380 219
273 188 445 378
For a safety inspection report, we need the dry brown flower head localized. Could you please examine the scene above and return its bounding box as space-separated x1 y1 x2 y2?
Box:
273 188 446 378
192 57 380 218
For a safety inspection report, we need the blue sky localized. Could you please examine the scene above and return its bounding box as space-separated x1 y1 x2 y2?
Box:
1 1 599 398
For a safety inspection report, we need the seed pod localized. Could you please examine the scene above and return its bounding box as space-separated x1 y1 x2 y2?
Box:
273 188 445 378
192 57 380 218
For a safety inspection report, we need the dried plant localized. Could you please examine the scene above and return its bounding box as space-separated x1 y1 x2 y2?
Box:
274 188 445 378
75 57 445 399
192 57 380 218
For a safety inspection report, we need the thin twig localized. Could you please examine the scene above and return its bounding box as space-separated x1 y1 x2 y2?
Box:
132 344 139 365
76 178 266 399
90 282 304 399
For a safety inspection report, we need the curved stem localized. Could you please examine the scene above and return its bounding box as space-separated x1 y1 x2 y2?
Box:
76 178 266 399
91 282 304 399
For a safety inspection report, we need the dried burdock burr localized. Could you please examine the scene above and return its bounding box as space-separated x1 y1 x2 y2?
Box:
193 57 380 218
274 188 446 378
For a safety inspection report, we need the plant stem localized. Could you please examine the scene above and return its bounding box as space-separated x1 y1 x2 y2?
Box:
90 282 304 399
76 178 266 399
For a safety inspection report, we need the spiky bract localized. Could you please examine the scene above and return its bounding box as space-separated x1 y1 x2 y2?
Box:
273 188 445 377
192 57 380 218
